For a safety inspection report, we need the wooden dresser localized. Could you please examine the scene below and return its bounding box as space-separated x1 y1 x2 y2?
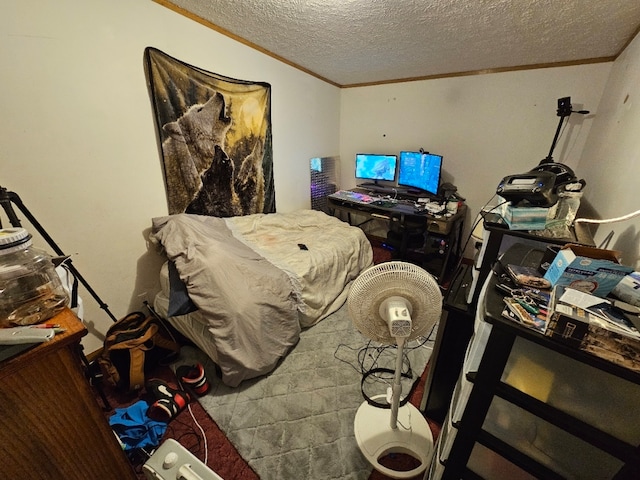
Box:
0 308 136 479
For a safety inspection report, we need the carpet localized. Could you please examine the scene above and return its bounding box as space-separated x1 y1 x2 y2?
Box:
175 303 434 480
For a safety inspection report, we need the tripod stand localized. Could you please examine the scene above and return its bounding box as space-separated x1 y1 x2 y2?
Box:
0 186 117 322
0 186 115 408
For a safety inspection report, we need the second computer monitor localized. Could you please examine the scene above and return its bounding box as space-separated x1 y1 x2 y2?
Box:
398 151 443 196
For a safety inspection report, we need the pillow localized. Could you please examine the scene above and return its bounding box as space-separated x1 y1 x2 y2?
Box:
167 260 198 317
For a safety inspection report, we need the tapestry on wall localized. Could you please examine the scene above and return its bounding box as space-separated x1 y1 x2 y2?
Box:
144 47 275 216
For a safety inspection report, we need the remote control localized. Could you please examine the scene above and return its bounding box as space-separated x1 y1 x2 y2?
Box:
0 327 55 345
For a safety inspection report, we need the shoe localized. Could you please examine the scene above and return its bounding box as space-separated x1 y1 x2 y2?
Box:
146 379 191 422
176 363 210 396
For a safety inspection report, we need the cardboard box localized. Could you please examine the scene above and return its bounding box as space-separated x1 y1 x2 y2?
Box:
543 244 633 297
546 286 640 372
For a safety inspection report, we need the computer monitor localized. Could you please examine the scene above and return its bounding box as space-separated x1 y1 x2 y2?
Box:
355 153 398 184
398 151 443 196
310 157 323 172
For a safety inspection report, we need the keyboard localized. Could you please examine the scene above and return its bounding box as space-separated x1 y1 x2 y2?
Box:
329 190 375 204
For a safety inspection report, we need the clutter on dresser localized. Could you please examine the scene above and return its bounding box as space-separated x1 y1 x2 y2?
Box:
435 243 640 479
498 283 551 333
0 186 117 322
612 271 640 307
505 263 551 289
494 243 640 373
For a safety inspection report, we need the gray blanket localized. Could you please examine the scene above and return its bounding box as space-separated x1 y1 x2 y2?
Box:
151 210 373 387
151 214 302 387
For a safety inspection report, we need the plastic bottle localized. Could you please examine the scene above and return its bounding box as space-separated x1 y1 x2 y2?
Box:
0 228 69 327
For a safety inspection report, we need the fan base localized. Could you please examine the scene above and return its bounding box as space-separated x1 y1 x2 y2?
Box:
354 397 434 479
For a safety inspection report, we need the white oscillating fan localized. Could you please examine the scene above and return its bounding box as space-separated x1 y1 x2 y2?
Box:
347 261 442 479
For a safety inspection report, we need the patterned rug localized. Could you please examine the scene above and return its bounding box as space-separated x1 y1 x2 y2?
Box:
177 303 434 480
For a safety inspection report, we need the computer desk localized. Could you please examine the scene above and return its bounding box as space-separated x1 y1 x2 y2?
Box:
327 189 467 283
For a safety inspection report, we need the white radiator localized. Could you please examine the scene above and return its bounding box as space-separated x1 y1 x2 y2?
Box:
143 439 224 480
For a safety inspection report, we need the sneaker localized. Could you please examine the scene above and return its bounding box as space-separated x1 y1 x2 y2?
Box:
176 363 210 396
146 379 191 422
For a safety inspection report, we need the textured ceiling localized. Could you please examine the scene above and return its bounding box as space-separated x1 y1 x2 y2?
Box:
158 0 640 87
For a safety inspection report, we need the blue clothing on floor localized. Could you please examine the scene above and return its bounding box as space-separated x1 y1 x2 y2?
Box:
109 400 167 450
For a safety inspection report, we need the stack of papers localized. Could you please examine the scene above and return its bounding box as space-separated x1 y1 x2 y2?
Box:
556 288 639 339
546 286 640 372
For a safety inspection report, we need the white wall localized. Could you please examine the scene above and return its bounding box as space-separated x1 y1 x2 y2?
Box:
578 33 640 269
340 65 611 246
0 0 341 352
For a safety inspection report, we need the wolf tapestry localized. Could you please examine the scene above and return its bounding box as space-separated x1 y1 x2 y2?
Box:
145 47 275 216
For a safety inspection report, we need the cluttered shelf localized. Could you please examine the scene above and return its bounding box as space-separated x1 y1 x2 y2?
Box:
429 242 640 480
486 243 639 379
468 213 596 308
482 209 595 246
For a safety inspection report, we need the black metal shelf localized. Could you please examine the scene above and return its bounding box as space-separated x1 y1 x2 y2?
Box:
476 429 565 480
493 380 638 463
433 251 640 480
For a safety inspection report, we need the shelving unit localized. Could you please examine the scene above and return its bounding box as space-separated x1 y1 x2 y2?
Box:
420 218 588 427
428 245 640 480
420 262 474 424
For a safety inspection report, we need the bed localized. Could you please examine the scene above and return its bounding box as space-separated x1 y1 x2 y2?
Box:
150 209 373 387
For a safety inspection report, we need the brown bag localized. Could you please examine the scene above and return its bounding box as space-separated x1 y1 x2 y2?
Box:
98 312 180 391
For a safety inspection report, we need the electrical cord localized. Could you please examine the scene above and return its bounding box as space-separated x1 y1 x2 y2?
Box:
448 194 509 280
573 208 640 250
164 411 209 464
333 324 437 408
175 374 209 466
574 208 640 225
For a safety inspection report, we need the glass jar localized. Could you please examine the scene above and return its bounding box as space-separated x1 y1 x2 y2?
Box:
0 228 69 327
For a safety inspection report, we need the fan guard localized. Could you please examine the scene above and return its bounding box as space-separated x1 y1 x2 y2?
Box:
348 261 442 344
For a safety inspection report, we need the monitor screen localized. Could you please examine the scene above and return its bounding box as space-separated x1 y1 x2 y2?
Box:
355 154 398 182
398 151 443 195
310 157 322 172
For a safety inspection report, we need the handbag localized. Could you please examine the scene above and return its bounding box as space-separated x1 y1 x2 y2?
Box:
98 312 180 391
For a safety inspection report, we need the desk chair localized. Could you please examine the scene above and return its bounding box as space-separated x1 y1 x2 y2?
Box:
386 212 427 260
